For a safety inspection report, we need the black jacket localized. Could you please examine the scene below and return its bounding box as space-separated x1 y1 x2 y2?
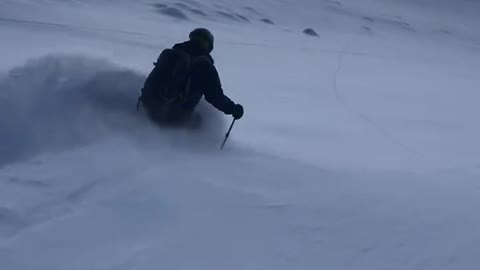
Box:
171 41 237 115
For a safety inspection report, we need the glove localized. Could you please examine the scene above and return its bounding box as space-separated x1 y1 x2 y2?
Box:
232 104 244 119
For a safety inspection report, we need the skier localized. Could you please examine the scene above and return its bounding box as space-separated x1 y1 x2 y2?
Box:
137 28 244 126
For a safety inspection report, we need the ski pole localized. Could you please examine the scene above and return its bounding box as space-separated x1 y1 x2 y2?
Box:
220 118 236 150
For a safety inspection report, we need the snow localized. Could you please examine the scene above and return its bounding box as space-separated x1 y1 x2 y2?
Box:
1 0 480 269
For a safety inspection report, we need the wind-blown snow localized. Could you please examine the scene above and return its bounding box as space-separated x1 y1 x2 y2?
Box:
0 55 144 164
0 54 228 166
1 0 480 269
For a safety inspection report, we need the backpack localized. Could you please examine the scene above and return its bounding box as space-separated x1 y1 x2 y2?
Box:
137 48 193 110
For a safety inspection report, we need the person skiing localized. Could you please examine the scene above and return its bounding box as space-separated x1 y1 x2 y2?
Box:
137 28 244 126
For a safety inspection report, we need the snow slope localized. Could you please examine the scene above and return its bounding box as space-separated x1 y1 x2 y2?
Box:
1 0 480 269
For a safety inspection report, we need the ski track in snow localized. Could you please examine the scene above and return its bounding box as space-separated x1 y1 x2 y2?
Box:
331 40 425 160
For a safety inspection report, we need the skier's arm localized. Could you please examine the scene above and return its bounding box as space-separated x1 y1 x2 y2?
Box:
202 64 236 115
204 87 236 115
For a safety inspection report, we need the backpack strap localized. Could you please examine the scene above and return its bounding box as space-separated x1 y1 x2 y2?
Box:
180 55 212 102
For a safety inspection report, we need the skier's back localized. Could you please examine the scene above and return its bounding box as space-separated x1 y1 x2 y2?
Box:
138 28 244 125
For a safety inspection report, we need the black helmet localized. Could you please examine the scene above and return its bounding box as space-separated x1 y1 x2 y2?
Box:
189 28 214 53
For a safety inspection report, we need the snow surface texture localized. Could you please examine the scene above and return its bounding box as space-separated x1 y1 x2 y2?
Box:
1 0 480 269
